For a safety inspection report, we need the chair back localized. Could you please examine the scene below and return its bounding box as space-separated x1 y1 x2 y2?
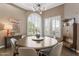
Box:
17 35 26 46
49 42 63 56
18 47 38 56
10 38 17 55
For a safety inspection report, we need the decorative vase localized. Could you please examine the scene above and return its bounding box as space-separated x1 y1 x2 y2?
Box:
36 33 40 38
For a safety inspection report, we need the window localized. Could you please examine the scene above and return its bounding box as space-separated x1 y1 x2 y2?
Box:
27 13 61 38
27 13 42 36
51 16 61 38
44 16 61 38
44 18 51 36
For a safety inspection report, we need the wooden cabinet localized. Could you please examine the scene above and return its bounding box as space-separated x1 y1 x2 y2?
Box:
63 18 77 51
76 24 79 52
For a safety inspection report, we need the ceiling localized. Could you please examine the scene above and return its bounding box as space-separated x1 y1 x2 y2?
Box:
13 3 64 11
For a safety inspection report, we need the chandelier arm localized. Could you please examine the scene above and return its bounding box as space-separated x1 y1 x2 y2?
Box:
33 3 43 14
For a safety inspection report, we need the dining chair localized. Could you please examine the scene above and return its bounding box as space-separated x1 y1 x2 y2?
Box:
10 38 17 56
16 35 26 47
48 42 63 56
18 47 38 56
38 47 52 56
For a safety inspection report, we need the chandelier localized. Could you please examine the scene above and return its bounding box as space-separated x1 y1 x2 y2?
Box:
33 3 45 14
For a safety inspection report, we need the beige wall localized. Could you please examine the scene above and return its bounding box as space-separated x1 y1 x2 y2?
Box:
42 4 64 19
0 3 27 34
64 3 79 23
0 4 27 45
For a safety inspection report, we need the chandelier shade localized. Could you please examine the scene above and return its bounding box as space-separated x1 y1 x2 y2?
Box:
32 3 45 14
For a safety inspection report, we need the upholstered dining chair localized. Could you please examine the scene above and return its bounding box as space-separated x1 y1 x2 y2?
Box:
16 35 26 47
39 42 63 56
48 42 63 56
10 38 17 56
38 47 52 56
18 47 38 56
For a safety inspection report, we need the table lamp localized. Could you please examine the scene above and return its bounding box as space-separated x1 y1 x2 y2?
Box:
4 25 12 37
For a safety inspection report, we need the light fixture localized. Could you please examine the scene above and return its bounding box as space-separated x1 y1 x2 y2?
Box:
33 3 45 14
4 24 13 36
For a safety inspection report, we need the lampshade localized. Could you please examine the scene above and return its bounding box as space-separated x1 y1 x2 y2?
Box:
4 24 12 30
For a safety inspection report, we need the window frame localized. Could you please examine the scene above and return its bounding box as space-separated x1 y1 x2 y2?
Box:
27 13 42 36
27 13 61 38
44 16 61 38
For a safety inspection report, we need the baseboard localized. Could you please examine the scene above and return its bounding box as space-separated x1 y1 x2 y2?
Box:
0 45 5 48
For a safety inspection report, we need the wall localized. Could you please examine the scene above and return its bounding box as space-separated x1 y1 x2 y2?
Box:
42 4 64 19
0 3 27 46
64 3 79 52
0 3 27 34
64 4 79 17
64 3 79 23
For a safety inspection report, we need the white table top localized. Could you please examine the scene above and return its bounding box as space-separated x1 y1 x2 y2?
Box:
23 36 58 49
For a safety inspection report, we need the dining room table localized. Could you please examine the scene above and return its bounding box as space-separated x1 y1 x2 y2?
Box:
17 36 58 51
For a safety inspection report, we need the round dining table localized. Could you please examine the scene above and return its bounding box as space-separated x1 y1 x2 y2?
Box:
19 36 58 50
